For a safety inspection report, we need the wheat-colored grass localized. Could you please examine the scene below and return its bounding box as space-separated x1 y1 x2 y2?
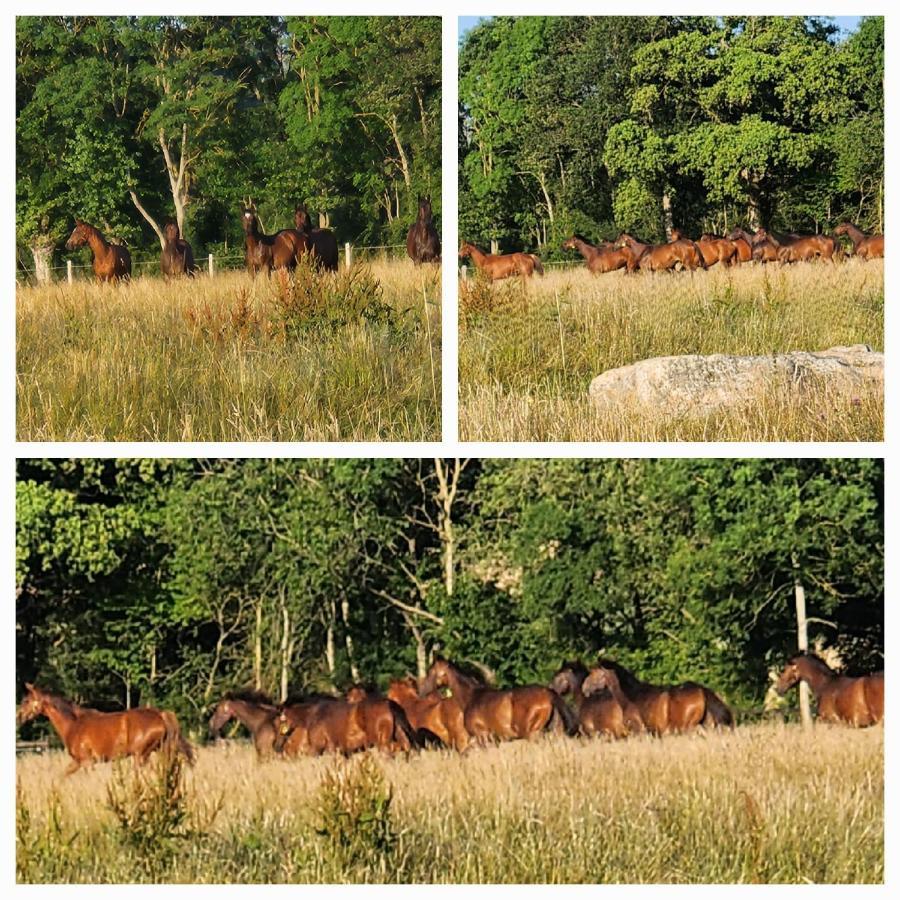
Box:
459 259 883 441
16 723 883 883
17 260 441 442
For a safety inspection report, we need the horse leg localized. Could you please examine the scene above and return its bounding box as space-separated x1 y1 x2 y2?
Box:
63 757 84 777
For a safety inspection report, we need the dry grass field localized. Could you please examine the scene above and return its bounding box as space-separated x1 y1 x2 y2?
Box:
16 723 882 884
17 259 441 442
459 259 883 441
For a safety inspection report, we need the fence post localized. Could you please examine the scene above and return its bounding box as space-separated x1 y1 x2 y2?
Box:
208 253 214 277
460 265 467 282
67 260 73 284
345 242 353 269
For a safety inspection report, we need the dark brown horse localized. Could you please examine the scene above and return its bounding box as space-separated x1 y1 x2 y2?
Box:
160 221 196 277
834 223 884 260
616 233 705 272
65 220 131 282
724 228 754 263
420 658 573 745
16 683 193 775
407 196 441 264
582 660 733 735
387 676 469 751
241 205 307 275
459 242 543 280
561 236 633 275
550 662 642 738
775 653 883 727
294 206 339 271
208 693 279 758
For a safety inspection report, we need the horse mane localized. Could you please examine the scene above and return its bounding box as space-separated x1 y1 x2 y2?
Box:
559 660 588 678
434 656 485 689
282 690 337 707
596 658 644 692
791 652 837 675
224 689 275 705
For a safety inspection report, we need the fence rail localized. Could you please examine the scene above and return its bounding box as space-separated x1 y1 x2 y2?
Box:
16 739 51 755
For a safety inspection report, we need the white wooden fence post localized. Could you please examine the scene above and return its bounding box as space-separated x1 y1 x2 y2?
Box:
67 260 73 284
345 242 353 269
208 253 214 277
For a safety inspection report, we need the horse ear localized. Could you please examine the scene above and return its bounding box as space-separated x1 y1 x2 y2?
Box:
24 682 34 691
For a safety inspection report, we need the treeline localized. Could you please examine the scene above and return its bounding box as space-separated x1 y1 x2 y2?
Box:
16 458 882 731
458 16 883 253
16 16 441 278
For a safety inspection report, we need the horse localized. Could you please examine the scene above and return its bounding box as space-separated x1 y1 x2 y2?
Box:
16 683 193 775
407 196 441 264
420 658 574 745
386 676 469 751
458 242 543 280
294 206 339 271
749 229 781 263
615 233 704 272
550 661 642 738
208 692 280 758
756 228 836 263
724 228 754 263
241 205 308 275
561 236 633 275
160 221 196 277
343 685 418 753
774 653 883 727
582 660 733 735
834 223 884 260
697 234 739 267
64 220 131 282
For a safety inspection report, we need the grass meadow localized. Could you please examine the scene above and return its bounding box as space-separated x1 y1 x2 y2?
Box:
459 259 883 442
16 723 882 884
17 259 441 442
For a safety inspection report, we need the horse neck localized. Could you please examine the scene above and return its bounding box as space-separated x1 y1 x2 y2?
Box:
467 245 488 265
843 224 864 247
574 240 594 259
230 700 272 732
84 226 110 257
40 698 77 745
446 667 478 706
797 658 835 695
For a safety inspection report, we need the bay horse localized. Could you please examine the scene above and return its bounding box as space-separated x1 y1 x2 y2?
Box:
407 196 441 264
65 220 131 282
344 685 418 753
16 683 193 775
294 206 339 271
756 228 836 263
160 221 197 277
582 660 733 735
458 242 543 280
241 205 308 275
561 236 633 275
550 662 642 738
616 233 705 272
724 228 754 263
697 234 738 267
208 692 279 758
420 658 574 745
774 653 883 727
749 229 781 263
386 676 469 751
834 223 884 260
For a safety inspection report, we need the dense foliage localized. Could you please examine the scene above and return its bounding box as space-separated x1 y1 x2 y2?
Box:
458 16 883 252
16 459 882 728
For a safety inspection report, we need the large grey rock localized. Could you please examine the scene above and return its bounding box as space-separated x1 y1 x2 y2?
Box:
588 345 883 416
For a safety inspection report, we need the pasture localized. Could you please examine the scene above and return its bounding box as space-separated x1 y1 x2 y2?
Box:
459 259 883 442
16 723 882 884
16 260 441 442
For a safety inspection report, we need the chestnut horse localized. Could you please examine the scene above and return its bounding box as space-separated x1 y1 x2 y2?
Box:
834 223 884 260
208 693 279 758
582 660 733 735
775 653 883 727
561 236 633 275
294 206 339 271
160 221 196 277
550 662 642 738
697 234 738 267
65 220 131 282
344 685 418 753
241 206 308 275
16 683 193 775
756 228 836 263
407 196 441 264
458 242 543 280
616 233 705 272
725 228 754 263
420 658 574 745
387 676 469 751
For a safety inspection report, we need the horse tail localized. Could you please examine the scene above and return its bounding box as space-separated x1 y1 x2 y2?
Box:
691 241 707 269
390 701 420 751
161 710 195 765
548 692 579 736
701 689 734 729
530 255 544 275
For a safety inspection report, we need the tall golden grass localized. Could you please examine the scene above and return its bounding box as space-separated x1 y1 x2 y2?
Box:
16 723 883 883
17 260 441 441
459 259 883 441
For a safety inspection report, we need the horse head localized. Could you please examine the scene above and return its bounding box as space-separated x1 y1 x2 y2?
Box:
458 242 473 259
550 661 586 696
345 684 371 703
163 221 181 243
582 666 613 698
17 683 46 725
294 206 312 234
421 657 454 694
65 220 90 250
774 657 803 695
208 700 233 737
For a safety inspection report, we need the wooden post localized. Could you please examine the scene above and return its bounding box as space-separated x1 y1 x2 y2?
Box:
208 253 214 277
490 239 499 255
460 265 468 282
67 260 73 284
345 242 353 269
792 553 813 730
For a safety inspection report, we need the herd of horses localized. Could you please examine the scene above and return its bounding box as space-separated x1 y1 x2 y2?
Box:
460 222 884 281
60 196 440 283
16 652 883 775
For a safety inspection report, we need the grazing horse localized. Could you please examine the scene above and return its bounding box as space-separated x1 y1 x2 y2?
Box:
458 242 543 280
775 653 883 727
16 683 193 775
550 662 642 738
387 676 469 751
582 660 733 735
160 221 196 277
834 223 884 260
697 234 738 267
65 220 131 282
561 236 633 275
616 233 705 272
407 196 441 264
294 206 339 271
420 658 574 745
241 206 308 275
724 228 754 263
208 693 279 758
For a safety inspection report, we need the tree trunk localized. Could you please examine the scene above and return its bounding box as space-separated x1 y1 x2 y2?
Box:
434 459 464 597
389 114 412 191
340 595 360 682
538 172 555 226
31 241 54 285
661 191 674 239
129 190 166 250
325 605 336 678
280 602 291 703
792 554 813 730
254 600 263 691
159 123 190 237
125 676 132 710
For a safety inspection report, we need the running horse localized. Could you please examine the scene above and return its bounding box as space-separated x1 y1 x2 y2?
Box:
344 685 419 753
294 206 339 271
616 233 705 272
208 692 280 758
16 683 193 775
386 676 469 750
240 203 308 276
696 233 739 267
834 223 884 260
550 661 643 738
774 653 883 727
65 220 131 282
458 242 544 281
160 221 197 277
561 236 634 275
407 196 441 264
420 657 574 745
725 228 755 263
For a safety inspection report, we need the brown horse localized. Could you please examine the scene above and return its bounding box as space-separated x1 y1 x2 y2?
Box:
550 662 642 738
344 685 417 753
294 206 339 271
561 236 633 275
582 660 733 735
420 658 574 745
775 653 883 727
459 242 543 280
407 196 441 264
241 206 308 275
757 227 836 263
616 233 704 272
65 220 131 282
834 223 884 260
160 221 196 277
387 676 469 751
16 683 193 775
749 229 780 263
208 693 279 758
697 234 738 267
724 228 754 263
